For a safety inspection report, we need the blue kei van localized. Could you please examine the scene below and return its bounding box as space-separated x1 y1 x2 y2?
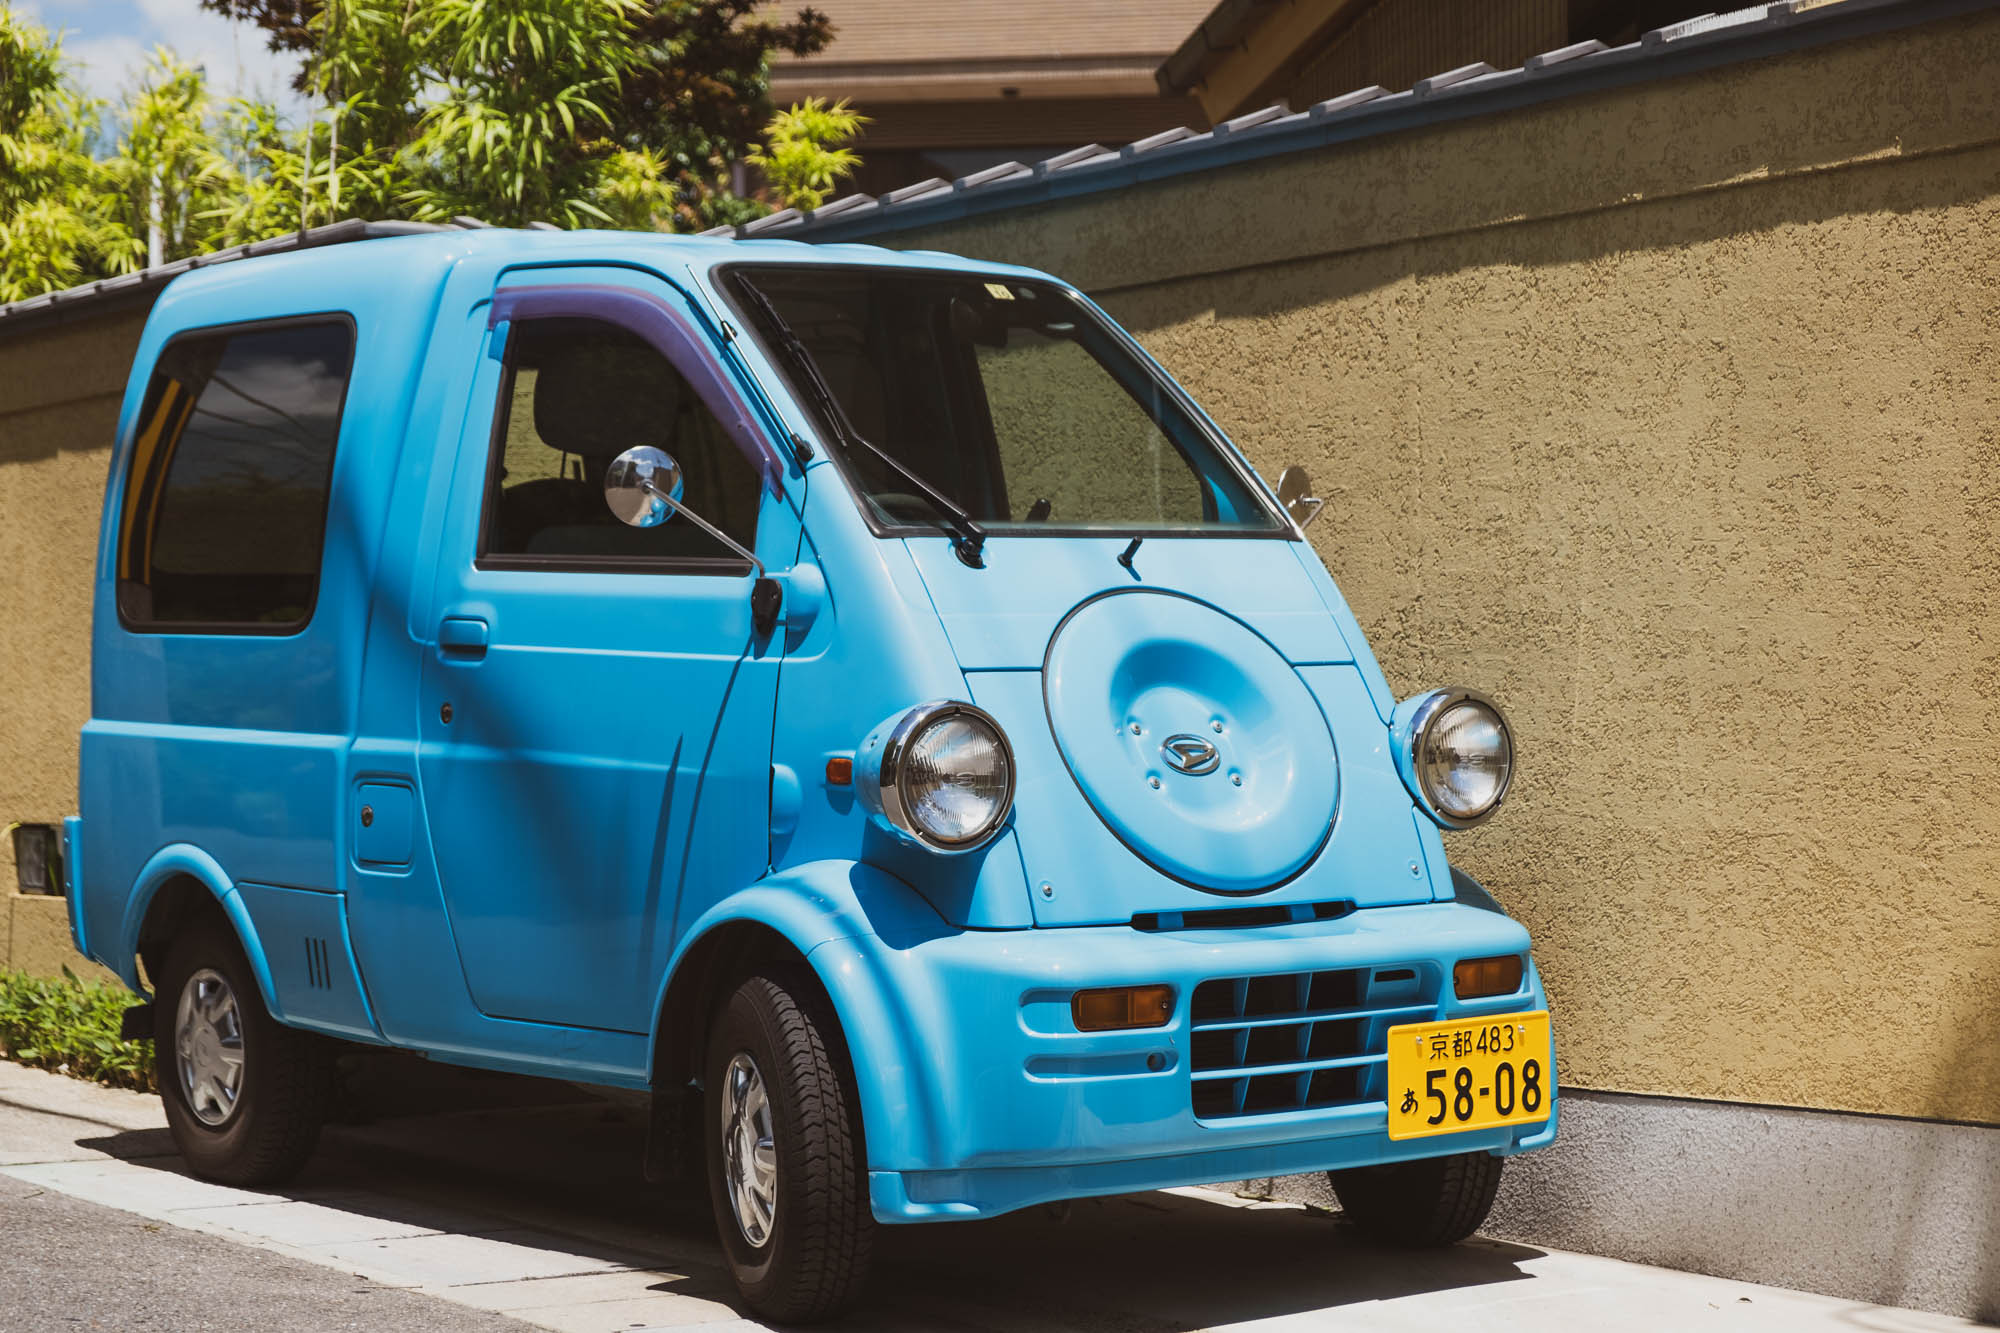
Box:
65 228 1554 1321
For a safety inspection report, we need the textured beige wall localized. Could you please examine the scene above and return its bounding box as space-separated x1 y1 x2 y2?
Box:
0 312 143 985
873 12 2000 1123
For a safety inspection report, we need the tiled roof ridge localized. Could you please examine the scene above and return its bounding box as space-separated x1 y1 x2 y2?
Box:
712 0 1991 243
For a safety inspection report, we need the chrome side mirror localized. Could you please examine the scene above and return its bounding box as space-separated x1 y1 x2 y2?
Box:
605 445 682 528
1276 465 1325 529
605 444 765 574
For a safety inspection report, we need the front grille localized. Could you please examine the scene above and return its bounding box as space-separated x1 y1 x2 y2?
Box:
1189 966 1438 1119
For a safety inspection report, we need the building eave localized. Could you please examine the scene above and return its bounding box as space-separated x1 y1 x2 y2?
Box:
771 56 1168 103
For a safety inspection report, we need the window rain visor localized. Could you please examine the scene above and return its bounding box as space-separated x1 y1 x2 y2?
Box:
725 266 1286 536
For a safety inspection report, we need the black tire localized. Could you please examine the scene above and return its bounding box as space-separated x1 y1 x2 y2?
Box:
1329 1151 1504 1246
704 967 874 1323
154 915 332 1187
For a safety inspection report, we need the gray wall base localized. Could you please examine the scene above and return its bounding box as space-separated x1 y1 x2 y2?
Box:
1229 1089 2000 1323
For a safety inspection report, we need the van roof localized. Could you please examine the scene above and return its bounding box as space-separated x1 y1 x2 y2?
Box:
0 220 1045 343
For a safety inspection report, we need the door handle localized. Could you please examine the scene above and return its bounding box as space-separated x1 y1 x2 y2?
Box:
438 616 490 659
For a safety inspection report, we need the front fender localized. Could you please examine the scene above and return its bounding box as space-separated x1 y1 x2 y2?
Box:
115 844 277 1013
651 859 963 1171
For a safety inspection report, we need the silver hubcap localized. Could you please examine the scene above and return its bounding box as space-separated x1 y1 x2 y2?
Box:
175 968 245 1127
721 1052 778 1248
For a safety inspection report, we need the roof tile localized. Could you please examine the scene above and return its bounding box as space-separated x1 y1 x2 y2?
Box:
1524 39 1609 71
1213 104 1290 136
882 177 953 203
1122 125 1199 157
1412 62 1497 96
1037 144 1113 173
954 161 1033 189
1308 86 1389 118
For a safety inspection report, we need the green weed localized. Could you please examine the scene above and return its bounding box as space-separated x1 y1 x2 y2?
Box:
0 966 155 1092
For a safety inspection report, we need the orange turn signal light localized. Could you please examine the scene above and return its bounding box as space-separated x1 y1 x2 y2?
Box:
1453 954 1525 1000
825 756 853 786
1072 985 1175 1031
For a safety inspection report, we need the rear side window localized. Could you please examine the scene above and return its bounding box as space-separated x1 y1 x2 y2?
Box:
116 320 353 631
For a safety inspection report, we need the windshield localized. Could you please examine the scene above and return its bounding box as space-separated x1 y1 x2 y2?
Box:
724 265 1287 536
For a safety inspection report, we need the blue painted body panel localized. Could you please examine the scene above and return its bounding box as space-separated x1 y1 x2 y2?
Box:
904 534 1354 671
72 229 1556 1223
233 883 380 1040
1041 589 1341 894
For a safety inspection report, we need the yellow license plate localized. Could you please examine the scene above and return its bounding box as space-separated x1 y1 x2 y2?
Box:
1385 1010 1552 1140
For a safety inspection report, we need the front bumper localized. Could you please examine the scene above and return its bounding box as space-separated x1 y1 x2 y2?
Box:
809 899 1559 1223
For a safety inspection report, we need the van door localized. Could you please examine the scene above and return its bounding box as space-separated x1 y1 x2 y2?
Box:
414 267 796 1035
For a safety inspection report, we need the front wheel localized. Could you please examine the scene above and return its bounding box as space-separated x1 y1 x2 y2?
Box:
704 968 874 1323
154 916 332 1186
1328 1151 1504 1246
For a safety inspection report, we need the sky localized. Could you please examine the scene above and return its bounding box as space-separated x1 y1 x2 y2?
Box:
18 0 311 120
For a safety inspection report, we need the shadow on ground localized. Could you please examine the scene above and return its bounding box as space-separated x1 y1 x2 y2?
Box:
76 1052 1546 1330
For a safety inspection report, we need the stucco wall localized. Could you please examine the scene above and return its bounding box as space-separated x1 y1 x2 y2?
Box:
0 312 145 985
864 11 2000 1123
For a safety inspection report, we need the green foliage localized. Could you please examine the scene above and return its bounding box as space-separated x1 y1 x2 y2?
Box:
0 0 857 301
388 0 658 226
248 0 841 229
0 11 139 301
748 96 865 212
206 0 836 231
588 144 679 230
0 967 156 1093
102 51 243 262
200 99 314 246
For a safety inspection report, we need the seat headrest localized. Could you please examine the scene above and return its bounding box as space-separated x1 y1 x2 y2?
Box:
532 336 682 458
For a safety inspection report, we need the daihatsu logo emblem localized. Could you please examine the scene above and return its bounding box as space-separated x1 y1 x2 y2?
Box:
1160 734 1221 776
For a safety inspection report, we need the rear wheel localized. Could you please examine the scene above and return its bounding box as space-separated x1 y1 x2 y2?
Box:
1329 1151 1504 1246
154 916 332 1186
704 968 873 1323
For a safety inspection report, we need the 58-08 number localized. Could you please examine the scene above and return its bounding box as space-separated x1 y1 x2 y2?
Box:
1424 1058 1544 1124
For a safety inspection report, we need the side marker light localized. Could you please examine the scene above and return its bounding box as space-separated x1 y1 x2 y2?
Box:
1453 955 1525 1000
1072 985 1175 1031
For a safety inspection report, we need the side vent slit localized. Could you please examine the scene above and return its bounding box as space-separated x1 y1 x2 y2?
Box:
304 936 332 990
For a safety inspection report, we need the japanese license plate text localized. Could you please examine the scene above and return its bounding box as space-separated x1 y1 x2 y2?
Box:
1385 1010 1552 1141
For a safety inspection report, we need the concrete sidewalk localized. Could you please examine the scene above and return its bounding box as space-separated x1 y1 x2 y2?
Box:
0 1058 1989 1332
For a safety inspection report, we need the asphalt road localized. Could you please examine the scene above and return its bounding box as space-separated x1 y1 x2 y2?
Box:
0 1170 533 1333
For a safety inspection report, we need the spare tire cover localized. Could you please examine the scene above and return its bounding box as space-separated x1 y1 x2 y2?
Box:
1042 590 1338 894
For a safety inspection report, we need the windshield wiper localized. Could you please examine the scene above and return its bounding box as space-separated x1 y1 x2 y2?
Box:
738 282 987 568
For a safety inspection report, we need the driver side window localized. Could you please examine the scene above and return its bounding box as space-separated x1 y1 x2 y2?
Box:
478 317 759 569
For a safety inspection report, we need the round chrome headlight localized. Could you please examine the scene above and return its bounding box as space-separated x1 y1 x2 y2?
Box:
860 702 1015 852
1395 688 1514 829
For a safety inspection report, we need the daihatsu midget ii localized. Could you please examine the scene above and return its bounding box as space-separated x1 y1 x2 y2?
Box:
63 228 1554 1321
